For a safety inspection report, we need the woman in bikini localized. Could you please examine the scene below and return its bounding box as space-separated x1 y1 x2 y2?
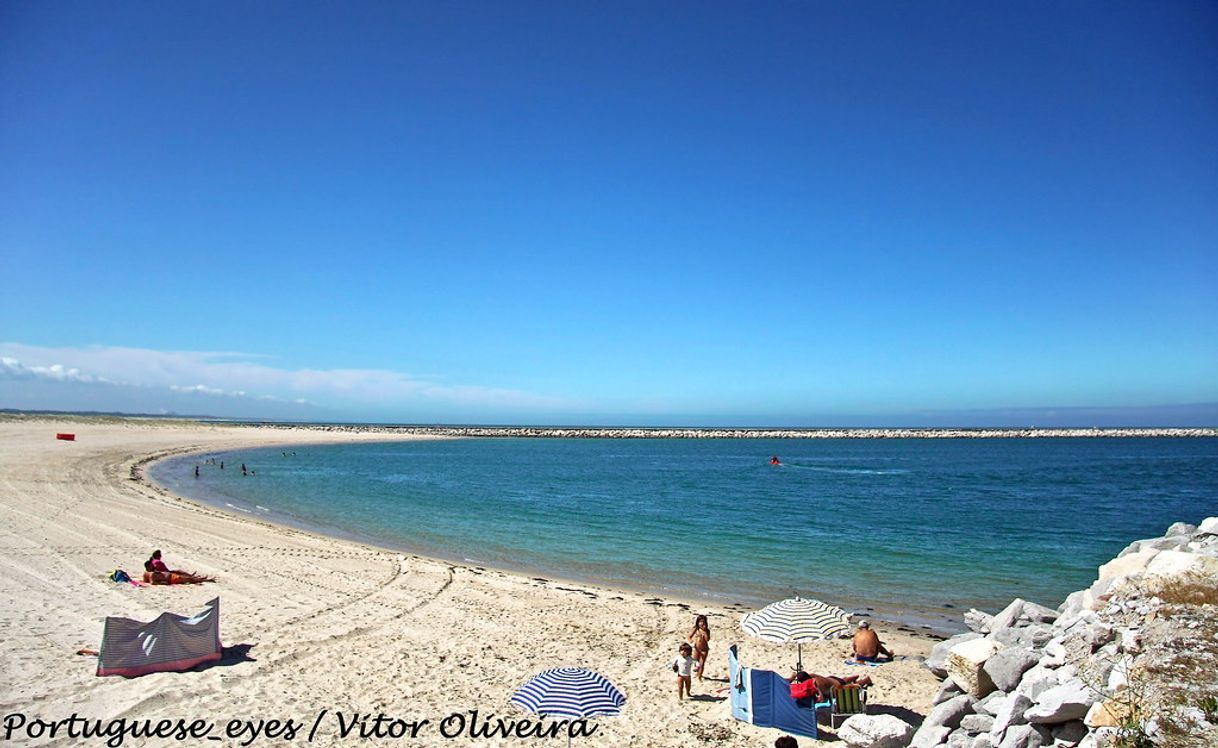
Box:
787 670 873 703
688 614 711 681
144 549 215 584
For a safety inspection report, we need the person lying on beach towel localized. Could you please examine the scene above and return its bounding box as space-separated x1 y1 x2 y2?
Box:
142 549 214 584
141 564 214 584
851 620 894 662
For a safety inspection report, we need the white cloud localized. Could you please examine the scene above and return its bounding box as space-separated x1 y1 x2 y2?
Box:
0 356 106 384
169 384 228 396
0 343 569 414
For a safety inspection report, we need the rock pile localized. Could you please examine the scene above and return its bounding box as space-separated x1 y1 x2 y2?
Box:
839 517 1218 748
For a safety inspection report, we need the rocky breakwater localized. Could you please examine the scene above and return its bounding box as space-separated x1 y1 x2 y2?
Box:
897 518 1218 748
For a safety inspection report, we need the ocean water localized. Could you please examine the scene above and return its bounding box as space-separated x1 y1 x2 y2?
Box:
151 437 1218 630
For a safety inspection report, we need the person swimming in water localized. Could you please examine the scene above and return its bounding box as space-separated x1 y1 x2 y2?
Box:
770 456 782 466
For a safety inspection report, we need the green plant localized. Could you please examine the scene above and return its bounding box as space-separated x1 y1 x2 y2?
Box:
1197 695 1218 723
1113 715 1155 748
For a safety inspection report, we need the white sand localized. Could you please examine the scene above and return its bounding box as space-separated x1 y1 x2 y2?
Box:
0 416 940 746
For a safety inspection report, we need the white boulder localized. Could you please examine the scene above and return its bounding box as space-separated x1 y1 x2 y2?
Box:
974 691 1009 716
995 723 1051 748
1014 665 1059 702
1143 549 1218 578
909 723 952 748
988 599 1029 633
1165 521 1197 536
1097 549 1158 582
927 632 983 678
925 693 977 729
1056 588 1097 618
1025 678 1097 724
990 692 1032 742
965 608 994 633
948 638 1006 697
990 623 1055 649
983 646 1040 692
1039 639 1067 668
837 714 915 748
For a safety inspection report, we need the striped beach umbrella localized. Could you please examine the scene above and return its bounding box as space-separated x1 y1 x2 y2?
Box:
510 667 625 746
741 596 850 671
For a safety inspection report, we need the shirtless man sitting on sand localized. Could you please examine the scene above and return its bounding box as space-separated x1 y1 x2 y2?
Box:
851 620 894 662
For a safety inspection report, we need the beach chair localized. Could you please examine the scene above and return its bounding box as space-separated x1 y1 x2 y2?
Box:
822 683 867 728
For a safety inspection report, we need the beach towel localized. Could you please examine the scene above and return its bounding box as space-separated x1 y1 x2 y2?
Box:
96 597 221 677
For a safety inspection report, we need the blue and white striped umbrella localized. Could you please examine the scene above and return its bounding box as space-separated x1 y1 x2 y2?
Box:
741 596 850 670
510 667 626 719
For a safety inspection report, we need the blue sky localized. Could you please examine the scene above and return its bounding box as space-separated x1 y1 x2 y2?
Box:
2 2 1216 426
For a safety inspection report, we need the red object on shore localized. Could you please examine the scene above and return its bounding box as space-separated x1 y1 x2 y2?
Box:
56 433 76 441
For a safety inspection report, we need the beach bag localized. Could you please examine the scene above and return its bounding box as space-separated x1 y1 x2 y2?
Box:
110 569 131 583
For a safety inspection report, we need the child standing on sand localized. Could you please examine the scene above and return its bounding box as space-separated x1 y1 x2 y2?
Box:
688 614 711 681
672 643 699 700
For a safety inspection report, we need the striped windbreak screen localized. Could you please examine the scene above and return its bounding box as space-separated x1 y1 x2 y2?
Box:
97 597 221 677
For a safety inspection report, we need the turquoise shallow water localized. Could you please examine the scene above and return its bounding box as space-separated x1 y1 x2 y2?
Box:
151 437 1218 630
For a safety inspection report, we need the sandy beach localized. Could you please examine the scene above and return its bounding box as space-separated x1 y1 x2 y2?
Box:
0 416 939 746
